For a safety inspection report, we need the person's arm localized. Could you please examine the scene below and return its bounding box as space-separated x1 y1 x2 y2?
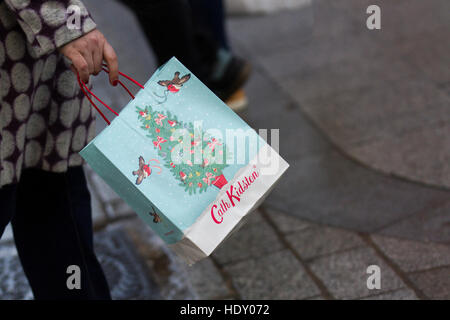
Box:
4 0 118 84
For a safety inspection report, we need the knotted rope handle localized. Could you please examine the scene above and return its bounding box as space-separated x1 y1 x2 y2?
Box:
76 63 145 125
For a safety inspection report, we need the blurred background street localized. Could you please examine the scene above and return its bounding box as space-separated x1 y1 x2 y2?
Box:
1 0 449 299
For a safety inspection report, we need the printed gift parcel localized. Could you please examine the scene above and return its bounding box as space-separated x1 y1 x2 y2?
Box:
80 57 289 264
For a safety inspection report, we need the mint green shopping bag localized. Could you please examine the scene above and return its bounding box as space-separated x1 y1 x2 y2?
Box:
79 58 289 264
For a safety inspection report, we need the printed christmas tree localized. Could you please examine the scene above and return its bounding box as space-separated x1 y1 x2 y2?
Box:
136 105 230 195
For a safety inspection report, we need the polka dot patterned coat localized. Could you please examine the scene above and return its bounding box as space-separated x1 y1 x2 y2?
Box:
0 0 98 188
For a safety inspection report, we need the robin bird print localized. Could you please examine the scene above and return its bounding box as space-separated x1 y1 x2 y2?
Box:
132 156 162 185
149 206 162 223
158 72 191 93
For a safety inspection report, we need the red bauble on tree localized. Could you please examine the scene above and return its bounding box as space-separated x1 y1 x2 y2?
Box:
179 171 187 183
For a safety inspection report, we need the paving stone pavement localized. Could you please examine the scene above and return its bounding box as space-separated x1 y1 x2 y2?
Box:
1 0 449 300
3 206 449 299
0 224 161 300
248 0 450 189
228 0 450 244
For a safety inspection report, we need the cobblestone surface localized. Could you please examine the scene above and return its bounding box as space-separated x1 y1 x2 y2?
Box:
285 225 365 261
0 225 161 300
224 249 320 299
308 247 406 299
371 236 450 272
212 212 284 265
408 268 450 300
251 0 450 189
361 288 418 300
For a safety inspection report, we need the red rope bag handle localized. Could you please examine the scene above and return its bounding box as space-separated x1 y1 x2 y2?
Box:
76 64 145 125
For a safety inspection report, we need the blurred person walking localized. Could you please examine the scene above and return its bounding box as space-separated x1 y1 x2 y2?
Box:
0 0 119 299
189 0 250 111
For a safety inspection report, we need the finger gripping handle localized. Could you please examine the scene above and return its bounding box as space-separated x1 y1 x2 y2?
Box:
76 66 145 125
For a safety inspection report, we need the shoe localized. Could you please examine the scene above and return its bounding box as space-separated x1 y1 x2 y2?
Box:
225 89 248 112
